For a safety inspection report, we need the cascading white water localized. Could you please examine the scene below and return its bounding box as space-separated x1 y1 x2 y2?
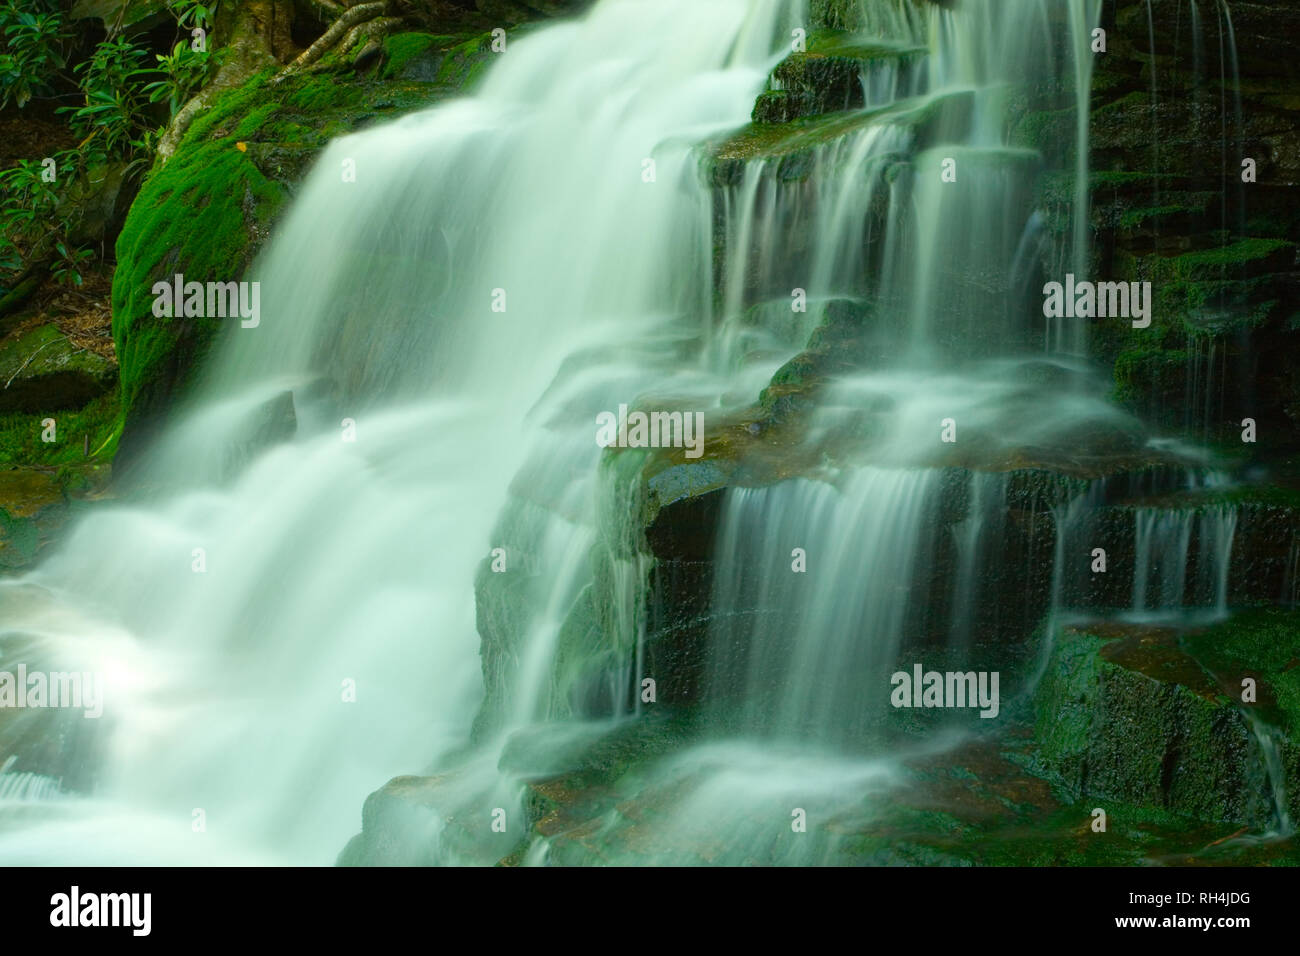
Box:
1024 485 1097 694
1132 510 1195 610
713 0 1103 365
0 0 1263 868
704 470 942 744
0 764 62 803
0 0 805 865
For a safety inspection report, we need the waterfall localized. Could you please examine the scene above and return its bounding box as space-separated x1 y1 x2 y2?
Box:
1130 505 1236 617
0 0 806 865
1218 0 1245 237
1025 485 1098 694
704 470 942 745
1283 534 1300 608
1132 510 1195 611
0 0 1266 867
1243 711 1294 836
1067 0 1102 315
1145 0 1161 221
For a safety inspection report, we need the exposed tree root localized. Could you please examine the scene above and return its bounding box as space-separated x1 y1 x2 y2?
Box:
158 0 296 162
338 16 404 64
294 0 346 26
274 2 388 83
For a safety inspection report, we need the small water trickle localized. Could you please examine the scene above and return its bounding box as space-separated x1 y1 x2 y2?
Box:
1243 711 1294 837
1131 505 1237 617
1281 533 1300 608
949 472 1009 652
0 766 63 804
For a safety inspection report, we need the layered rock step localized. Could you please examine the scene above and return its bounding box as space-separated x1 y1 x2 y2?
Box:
343 709 1300 866
752 31 927 124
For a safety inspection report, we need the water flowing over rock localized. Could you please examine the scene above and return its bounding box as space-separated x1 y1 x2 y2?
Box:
2 0 1299 868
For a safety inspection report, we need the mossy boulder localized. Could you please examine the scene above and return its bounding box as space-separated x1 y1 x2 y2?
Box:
379 32 498 86
0 385 121 499
0 324 115 414
1034 617 1300 828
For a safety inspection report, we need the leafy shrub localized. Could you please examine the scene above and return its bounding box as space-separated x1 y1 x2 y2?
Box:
0 0 70 110
0 149 92 287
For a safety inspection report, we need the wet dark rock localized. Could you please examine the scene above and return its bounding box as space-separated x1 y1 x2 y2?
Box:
0 469 67 571
1034 613 1300 828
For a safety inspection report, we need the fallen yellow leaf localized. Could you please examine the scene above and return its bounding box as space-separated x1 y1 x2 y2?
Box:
235 142 247 152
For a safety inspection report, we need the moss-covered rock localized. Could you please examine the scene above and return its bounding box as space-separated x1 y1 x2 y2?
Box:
378 31 501 87
0 466 82 571
0 465 61 559
348 712 1299 866
1033 617 1300 828
0 324 115 414
706 89 973 187
753 31 925 123
0 381 120 540
1064 1 1300 456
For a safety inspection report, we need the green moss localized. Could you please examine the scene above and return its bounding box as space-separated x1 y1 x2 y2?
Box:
1112 346 1187 408
380 33 437 79
808 0 903 32
1168 238 1296 280
1034 620 1296 827
1010 107 1075 167
376 32 496 84
1039 170 1164 203
1108 483 1300 521
1095 235 1294 409
1034 628 1108 768
499 713 1297 865
1183 608 1300 733
0 387 121 494
802 29 925 62
709 89 971 184
434 34 496 90
1192 484 1300 511
112 72 289 435
0 324 116 414
759 31 926 122
1118 201 1210 230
